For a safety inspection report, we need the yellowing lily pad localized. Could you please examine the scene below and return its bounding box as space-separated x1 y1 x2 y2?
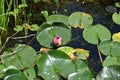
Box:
58 46 89 60
112 32 120 42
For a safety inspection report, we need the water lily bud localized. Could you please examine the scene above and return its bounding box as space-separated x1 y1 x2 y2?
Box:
53 36 62 47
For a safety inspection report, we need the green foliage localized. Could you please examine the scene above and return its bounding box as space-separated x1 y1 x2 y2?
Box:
68 60 93 80
112 12 120 25
100 40 120 57
46 14 69 26
37 50 75 80
1 44 37 69
3 66 27 80
37 24 71 48
103 56 120 67
30 24 40 31
4 74 27 80
23 68 36 80
1 1 120 79
112 32 120 42
115 2 120 8
96 65 120 80
3 66 22 77
57 46 89 60
83 24 111 44
41 10 49 18
0 63 5 78
69 12 93 28
14 25 23 32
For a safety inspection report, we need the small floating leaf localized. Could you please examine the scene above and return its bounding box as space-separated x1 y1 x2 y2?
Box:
105 6 117 13
112 32 120 42
115 2 120 8
112 12 120 25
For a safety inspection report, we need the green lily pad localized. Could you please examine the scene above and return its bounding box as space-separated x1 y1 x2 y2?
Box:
100 40 120 57
68 60 93 80
46 14 69 26
1 44 37 69
37 50 76 79
3 66 21 77
83 24 111 44
23 68 36 80
57 46 74 55
96 65 120 80
69 12 93 28
115 2 120 8
103 56 120 67
4 74 27 80
37 25 71 48
112 12 120 25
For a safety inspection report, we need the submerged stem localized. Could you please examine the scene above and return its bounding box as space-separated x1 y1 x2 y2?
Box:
97 44 103 63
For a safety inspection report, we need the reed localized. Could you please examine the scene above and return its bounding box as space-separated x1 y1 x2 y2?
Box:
0 0 7 48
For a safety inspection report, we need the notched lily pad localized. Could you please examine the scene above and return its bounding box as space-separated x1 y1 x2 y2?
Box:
100 40 120 57
83 24 111 44
69 12 93 28
112 12 120 25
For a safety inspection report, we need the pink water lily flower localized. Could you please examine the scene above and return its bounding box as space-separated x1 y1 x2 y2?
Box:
53 36 62 46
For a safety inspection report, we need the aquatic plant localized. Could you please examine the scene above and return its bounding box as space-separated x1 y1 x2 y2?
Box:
0 0 120 80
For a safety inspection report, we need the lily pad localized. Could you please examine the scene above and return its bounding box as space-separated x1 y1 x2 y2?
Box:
57 47 89 60
1 44 37 69
96 65 120 80
46 14 69 26
112 12 120 25
69 12 93 28
83 24 111 44
115 2 120 8
103 56 120 67
4 74 27 80
68 60 93 80
100 40 120 57
112 32 120 42
37 50 76 79
23 68 36 80
37 25 71 48
3 66 21 77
